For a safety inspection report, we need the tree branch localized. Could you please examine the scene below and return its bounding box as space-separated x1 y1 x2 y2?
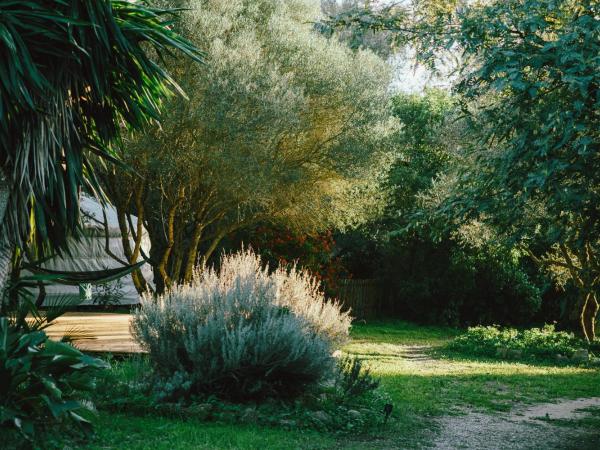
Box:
558 242 585 290
158 188 185 289
524 247 570 269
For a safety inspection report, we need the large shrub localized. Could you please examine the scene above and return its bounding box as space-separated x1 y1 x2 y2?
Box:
339 228 542 326
132 250 351 401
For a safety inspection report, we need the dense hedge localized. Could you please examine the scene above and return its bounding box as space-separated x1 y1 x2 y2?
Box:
384 238 541 326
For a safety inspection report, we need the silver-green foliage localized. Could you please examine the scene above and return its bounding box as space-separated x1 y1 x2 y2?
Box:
131 249 351 399
108 0 397 291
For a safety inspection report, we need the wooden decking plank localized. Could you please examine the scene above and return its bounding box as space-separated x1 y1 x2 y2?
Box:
45 312 143 353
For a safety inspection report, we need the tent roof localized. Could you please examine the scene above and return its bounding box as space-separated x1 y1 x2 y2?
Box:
81 196 139 234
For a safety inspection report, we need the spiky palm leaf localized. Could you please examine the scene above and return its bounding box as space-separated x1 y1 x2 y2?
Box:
0 0 203 255
7 261 144 331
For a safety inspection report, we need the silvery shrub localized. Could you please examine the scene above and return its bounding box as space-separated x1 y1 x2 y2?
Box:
132 249 351 400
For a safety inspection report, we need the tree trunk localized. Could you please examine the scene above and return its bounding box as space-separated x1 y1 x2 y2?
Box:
115 206 150 295
170 250 183 285
156 189 185 291
183 222 203 282
554 242 599 342
199 231 227 268
581 291 599 342
147 220 168 295
0 173 12 311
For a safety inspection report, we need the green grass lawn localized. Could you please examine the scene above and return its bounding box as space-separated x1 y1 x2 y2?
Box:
80 321 600 449
87 417 337 450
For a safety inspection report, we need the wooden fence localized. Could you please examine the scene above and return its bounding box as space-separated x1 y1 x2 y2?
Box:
336 279 387 319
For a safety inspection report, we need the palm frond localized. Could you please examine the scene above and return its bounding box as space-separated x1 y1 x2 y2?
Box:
21 260 146 286
0 0 204 254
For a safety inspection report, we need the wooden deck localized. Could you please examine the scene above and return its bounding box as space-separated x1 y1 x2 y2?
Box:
45 312 142 353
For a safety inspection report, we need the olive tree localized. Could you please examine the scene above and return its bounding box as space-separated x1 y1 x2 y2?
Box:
104 0 395 293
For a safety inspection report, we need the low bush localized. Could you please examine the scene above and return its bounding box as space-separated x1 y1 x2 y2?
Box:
0 316 108 443
92 278 125 307
445 324 588 362
94 355 388 434
132 249 351 401
335 356 380 398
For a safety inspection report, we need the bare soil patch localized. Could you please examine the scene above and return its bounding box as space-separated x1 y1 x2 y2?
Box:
431 397 600 449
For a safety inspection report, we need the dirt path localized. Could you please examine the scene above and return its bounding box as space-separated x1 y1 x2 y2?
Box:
515 397 600 421
385 345 600 449
431 396 600 449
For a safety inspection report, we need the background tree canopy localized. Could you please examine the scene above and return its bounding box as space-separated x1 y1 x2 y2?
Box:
326 0 599 337
428 0 600 340
335 88 542 327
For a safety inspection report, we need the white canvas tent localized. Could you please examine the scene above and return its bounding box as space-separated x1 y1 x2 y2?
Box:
38 196 153 306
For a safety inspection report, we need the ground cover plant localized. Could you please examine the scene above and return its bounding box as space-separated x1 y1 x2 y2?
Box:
92 353 386 436
0 316 108 446
444 325 596 363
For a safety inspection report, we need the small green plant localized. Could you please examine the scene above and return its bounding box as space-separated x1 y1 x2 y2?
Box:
446 324 588 362
0 317 108 442
93 355 157 415
152 371 194 403
335 356 380 397
92 278 124 307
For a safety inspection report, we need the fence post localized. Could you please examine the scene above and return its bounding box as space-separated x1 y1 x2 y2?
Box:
336 279 385 319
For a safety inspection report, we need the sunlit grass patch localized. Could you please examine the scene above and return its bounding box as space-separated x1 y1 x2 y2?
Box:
346 322 600 417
